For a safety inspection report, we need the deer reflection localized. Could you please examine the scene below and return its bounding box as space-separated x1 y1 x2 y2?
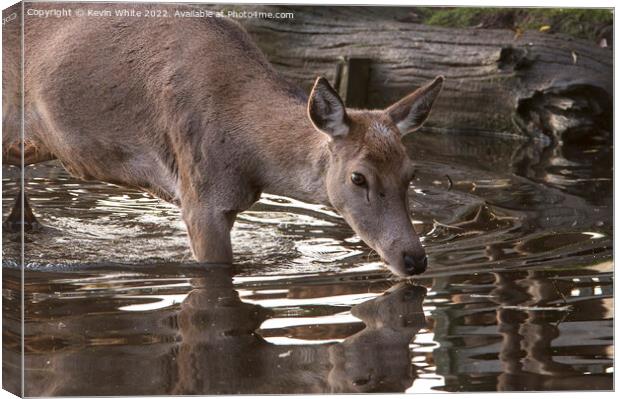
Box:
327 283 427 392
173 267 427 394
23 266 427 396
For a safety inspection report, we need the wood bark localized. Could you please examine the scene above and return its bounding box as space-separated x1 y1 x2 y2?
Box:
227 6 612 140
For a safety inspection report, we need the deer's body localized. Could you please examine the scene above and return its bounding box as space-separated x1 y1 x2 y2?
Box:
3 4 443 276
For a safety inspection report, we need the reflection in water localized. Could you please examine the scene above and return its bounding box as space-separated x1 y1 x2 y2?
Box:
176 269 426 394
428 265 613 391
491 271 611 391
327 283 426 393
2 130 613 393
4 266 426 395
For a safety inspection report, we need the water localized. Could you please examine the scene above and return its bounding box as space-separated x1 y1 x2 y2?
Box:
2 130 613 394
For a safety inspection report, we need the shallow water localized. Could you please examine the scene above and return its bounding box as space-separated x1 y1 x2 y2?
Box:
2 130 613 394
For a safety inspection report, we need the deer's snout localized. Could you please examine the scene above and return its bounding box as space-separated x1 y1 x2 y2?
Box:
403 253 427 275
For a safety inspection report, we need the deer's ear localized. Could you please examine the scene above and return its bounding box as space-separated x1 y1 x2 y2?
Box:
307 77 349 139
387 76 444 136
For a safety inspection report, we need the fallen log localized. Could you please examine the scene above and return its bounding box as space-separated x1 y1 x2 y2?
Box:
227 6 612 141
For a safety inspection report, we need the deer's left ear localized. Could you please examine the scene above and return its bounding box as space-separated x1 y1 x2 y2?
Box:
387 76 444 136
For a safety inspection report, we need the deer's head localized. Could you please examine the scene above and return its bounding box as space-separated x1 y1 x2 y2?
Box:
307 76 444 277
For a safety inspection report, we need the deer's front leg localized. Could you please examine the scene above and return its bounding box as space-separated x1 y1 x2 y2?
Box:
182 205 238 263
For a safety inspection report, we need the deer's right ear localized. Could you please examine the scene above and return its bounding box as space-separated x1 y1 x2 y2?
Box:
307 77 349 139
387 76 444 136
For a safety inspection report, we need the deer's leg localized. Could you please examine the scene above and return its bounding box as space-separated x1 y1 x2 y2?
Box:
182 206 238 264
178 157 261 263
2 136 54 233
2 188 42 233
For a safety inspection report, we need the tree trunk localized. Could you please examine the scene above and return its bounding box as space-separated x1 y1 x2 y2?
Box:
228 6 612 140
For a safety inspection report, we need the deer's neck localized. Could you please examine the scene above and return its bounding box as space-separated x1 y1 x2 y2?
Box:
250 90 331 206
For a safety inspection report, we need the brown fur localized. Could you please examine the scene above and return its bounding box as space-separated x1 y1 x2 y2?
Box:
3 3 443 276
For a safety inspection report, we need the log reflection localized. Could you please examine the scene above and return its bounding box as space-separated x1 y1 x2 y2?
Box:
431 267 612 391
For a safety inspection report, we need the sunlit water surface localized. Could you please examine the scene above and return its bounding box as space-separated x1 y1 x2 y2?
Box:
2 130 613 394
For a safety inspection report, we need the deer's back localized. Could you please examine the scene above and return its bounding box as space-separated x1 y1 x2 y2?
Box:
20 4 284 189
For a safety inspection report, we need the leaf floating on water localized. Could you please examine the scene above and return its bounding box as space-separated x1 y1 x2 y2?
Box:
539 25 551 32
500 305 573 312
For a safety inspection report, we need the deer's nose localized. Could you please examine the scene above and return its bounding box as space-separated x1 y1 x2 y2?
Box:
403 254 427 275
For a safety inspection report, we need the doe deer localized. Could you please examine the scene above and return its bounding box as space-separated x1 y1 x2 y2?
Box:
2 4 444 276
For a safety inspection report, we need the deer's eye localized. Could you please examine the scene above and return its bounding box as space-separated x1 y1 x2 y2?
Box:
351 172 367 186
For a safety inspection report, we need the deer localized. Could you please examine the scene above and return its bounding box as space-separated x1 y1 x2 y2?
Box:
2 3 444 277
